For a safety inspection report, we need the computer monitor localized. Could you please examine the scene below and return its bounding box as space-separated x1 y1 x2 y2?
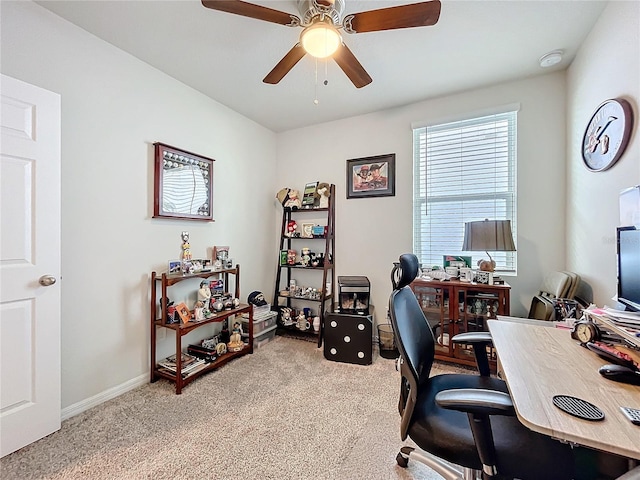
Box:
617 226 640 312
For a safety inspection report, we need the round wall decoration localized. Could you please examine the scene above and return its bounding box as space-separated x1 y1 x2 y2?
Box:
582 98 634 172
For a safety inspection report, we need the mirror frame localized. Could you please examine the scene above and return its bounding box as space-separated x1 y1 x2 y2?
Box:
153 142 214 221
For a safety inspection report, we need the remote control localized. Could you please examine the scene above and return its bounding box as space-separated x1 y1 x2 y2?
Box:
620 407 640 425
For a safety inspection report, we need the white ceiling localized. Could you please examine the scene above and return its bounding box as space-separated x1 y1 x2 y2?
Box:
36 0 607 132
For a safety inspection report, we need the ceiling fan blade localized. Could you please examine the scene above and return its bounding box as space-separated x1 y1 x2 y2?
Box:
343 0 441 34
333 43 372 89
263 44 307 84
201 0 300 27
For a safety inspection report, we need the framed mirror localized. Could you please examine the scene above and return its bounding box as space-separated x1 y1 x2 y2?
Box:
153 142 214 221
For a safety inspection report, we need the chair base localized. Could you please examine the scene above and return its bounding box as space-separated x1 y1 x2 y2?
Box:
396 445 480 480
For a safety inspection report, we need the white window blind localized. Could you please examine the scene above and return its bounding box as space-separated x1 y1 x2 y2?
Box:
413 111 517 272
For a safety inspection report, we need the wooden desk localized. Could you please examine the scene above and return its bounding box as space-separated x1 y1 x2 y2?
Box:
488 319 640 461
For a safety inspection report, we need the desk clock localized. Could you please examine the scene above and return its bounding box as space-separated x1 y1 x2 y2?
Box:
571 320 601 343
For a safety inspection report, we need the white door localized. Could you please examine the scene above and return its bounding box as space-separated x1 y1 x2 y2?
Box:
1 74 61 457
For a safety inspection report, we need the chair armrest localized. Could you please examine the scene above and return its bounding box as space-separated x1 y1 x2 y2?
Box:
435 388 515 417
451 332 493 377
436 389 516 470
451 332 493 345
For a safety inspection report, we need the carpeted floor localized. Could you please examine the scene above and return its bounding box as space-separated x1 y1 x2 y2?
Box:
0 337 466 480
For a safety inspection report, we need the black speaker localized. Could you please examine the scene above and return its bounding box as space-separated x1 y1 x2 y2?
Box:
323 312 373 365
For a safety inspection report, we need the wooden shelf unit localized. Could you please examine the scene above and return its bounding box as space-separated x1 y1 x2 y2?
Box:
273 184 336 347
150 266 253 394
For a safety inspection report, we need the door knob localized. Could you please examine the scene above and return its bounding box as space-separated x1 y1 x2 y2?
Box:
39 275 57 287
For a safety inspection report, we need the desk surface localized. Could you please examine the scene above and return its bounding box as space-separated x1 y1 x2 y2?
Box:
489 319 640 460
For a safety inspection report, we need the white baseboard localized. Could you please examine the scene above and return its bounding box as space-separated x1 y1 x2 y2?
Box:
61 373 148 421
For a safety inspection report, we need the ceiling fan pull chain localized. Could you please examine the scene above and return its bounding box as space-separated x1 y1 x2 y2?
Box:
313 57 319 105
324 58 329 86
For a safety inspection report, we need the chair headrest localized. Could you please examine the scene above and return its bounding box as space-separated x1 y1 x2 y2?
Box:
392 254 420 290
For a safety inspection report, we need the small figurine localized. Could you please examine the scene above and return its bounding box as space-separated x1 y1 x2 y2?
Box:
280 307 293 326
227 321 244 352
212 298 224 312
284 189 301 210
286 220 298 237
477 258 495 272
181 231 192 261
317 182 330 208
194 301 205 321
276 187 292 207
300 247 311 267
287 249 297 265
197 280 211 306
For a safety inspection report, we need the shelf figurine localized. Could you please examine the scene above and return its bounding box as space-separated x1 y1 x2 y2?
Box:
317 182 330 208
197 280 211 308
228 321 244 352
181 231 192 261
286 220 298 237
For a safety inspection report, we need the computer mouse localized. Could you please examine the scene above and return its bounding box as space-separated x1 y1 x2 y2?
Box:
598 364 640 386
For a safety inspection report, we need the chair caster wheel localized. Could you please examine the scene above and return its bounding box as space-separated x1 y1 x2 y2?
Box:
396 451 409 468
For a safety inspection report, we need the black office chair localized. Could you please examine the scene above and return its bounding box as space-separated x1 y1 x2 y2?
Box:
389 253 575 480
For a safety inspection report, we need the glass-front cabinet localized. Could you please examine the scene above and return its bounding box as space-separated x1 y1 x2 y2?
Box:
410 279 511 371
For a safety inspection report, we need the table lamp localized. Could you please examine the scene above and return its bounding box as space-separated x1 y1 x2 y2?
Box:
462 219 516 272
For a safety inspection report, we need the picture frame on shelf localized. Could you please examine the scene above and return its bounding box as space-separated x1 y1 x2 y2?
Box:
312 225 325 237
301 222 314 238
213 246 229 262
175 302 191 324
280 250 288 266
210 279 225 294
302 181 318 207
346 153 396 199
180 260 193 275
443 255 472 269
189 259 204 273
153 142 214 221
168 260 181 274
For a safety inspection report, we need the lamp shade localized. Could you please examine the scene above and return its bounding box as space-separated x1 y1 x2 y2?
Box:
462 219 516 252
300 22 341 59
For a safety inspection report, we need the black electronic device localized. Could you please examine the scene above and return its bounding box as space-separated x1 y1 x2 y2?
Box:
617 226 640 313
337 276 370 315
586 342 637 369
620 407 640 425
598 364 640 386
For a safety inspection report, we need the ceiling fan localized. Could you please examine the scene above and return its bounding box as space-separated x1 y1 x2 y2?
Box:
201 0 441 88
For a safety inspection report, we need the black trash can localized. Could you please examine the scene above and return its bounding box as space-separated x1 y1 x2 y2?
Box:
377 323 399 359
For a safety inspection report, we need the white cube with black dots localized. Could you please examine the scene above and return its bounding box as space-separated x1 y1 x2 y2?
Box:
323 312 373 365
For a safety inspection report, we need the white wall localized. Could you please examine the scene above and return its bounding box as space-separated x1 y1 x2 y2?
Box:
566 1 640 307
2 0 638 414
1 1 278 409
276 72 568 320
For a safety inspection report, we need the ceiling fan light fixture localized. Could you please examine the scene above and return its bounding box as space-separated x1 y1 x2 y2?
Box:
300 21 341 58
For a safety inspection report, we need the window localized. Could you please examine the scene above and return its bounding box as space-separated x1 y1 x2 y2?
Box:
413 110 517 273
